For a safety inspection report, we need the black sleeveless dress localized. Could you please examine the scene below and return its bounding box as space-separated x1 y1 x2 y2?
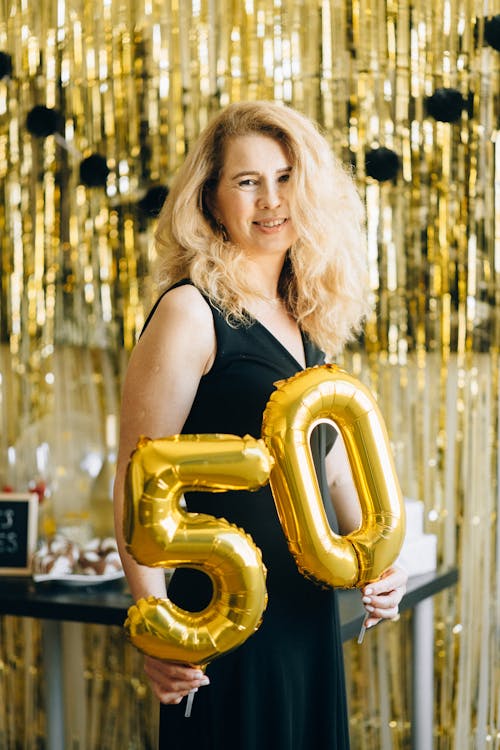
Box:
147 282 350 750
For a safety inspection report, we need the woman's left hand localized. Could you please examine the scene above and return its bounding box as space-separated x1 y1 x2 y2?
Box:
360 565 408 629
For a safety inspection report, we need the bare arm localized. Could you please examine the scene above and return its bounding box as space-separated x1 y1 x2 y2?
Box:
113 284 216 702
325 434 407 627
325 435 362 536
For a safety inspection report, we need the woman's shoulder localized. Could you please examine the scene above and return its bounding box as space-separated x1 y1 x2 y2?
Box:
159 281 211 312
143 281 214 333
137 282 216 375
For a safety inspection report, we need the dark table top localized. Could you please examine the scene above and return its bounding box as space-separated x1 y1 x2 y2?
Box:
0 567 458 642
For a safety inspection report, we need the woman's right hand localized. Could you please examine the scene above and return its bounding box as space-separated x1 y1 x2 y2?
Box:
143 655 210 705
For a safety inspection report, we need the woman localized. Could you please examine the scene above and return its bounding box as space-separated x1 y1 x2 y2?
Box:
114 101 407 749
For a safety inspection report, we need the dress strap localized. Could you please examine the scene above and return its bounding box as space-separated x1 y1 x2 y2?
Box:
140 279 198 337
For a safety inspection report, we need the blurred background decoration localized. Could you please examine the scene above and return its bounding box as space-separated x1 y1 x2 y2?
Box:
0 0 499 747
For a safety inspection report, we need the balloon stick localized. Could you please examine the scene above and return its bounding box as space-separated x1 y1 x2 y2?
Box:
184 688 197 718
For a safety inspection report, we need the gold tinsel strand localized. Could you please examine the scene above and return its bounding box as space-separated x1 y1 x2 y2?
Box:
0 1 499 747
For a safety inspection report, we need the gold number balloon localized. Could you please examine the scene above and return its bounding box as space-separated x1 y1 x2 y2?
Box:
123 365 405 664
124 434 272 664
261 365 405 588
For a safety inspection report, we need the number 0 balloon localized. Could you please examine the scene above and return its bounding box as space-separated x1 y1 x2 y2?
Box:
262 365 406 587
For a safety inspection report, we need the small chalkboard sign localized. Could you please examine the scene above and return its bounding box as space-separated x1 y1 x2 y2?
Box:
0 493 38 575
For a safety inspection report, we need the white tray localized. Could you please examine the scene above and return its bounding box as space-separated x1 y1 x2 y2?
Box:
33 570 125 586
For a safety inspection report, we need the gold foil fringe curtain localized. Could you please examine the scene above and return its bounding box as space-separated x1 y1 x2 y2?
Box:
0 2 499 356
0 1 499 748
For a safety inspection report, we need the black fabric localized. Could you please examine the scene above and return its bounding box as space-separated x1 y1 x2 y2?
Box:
149 281 350 749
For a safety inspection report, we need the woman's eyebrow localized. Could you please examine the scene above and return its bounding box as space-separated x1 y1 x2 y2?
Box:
229 166 292 180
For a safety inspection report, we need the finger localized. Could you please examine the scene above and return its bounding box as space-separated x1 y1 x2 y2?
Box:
144 658 206 683
369 589 404 609
144 657 202 680
362 566 408 596
362 579 406 604
362 587 400 613
147 671 209 695
144 661 210 693
364 613 400 628
364 604 402 628
364 600 400 620
152 685 190 705
362 575 404 598
147 673 208 705
362 590 400 614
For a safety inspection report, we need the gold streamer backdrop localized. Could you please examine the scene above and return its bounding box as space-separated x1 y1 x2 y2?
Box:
0 0 499 747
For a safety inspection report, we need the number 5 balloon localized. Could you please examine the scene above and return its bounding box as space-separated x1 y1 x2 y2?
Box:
124 434 272 665
262 365 405 588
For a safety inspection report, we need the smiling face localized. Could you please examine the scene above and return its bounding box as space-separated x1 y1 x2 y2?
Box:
212 134 298 260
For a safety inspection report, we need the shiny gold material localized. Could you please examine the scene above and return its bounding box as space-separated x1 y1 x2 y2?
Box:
124 364 405 659
124 434 271 664
262 365 405 588
0 0 499 747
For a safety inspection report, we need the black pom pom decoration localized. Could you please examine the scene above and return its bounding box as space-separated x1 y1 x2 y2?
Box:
425 88 465 123
79 154 110 188
0 51 12 79
365 147 400 182
484 15 500 51
26 105 64 137
137 185 169 217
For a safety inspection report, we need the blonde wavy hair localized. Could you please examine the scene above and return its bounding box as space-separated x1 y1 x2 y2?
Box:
155 100 371 358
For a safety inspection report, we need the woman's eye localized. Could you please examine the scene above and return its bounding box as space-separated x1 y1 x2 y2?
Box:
239 178 257 187
278 173 290 183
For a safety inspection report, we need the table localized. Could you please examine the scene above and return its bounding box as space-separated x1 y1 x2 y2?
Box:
0 567 458 749
338 567 459 750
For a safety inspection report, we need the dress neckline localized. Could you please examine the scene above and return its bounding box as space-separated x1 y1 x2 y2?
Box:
246 313 308 371
146 282 313 372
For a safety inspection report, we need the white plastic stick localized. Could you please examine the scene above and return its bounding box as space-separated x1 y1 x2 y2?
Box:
357 617 368 644
184 688 196 718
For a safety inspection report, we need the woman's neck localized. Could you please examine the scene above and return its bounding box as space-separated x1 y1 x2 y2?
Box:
241 254 285 301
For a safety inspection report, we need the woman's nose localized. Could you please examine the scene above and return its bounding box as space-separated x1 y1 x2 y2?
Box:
257 181 281 209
